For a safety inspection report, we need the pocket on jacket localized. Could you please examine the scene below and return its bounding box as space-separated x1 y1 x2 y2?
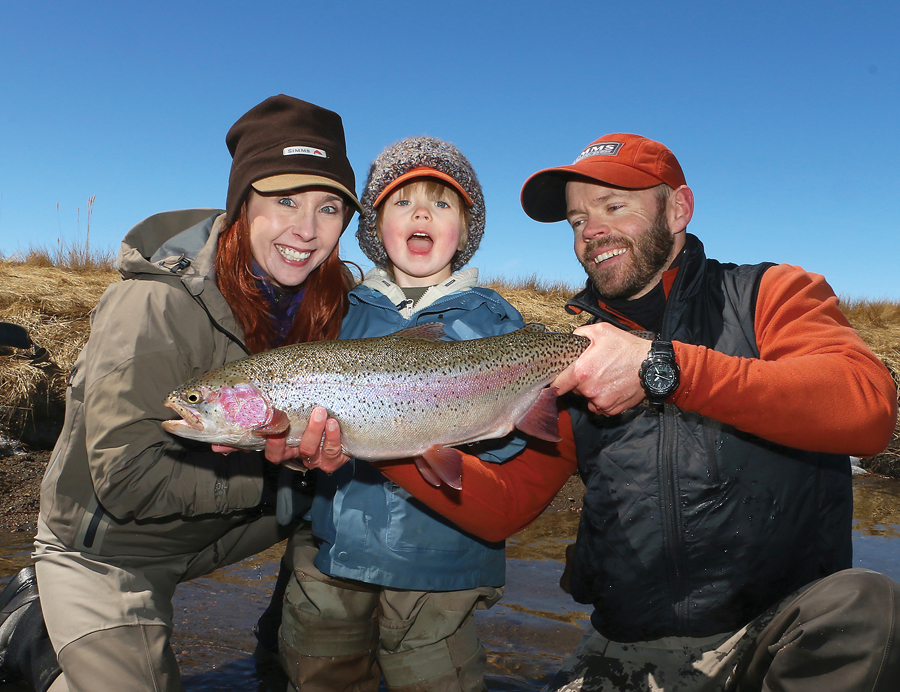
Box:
383 488 473 554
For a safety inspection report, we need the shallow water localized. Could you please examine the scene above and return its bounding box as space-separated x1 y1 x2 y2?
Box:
2 477 899 691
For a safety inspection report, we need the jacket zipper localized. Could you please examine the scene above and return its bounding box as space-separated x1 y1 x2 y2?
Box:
656 251 691 632
579 287 690 629
659 404 687 630
574 246 695 632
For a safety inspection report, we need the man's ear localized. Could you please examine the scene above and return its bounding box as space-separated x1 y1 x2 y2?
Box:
667 185 694 234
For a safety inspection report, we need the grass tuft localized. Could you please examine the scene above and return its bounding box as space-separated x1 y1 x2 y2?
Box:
14 240 116 273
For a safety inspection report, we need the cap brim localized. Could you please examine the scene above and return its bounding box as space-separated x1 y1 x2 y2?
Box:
373 168 473 208
252 174 362 213
521 163 666 223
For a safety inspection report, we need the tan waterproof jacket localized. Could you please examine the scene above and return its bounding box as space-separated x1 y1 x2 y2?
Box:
39 209 274 557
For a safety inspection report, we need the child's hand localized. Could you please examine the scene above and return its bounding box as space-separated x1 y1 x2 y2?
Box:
264 406 349 473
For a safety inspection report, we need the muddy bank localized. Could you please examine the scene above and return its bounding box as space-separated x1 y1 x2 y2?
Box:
0 450 45 533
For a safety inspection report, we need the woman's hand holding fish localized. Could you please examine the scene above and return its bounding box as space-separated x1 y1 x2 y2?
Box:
265 406 350 473
552 323 650 416
210 407 349 472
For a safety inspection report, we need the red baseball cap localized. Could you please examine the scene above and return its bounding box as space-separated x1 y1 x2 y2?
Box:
520 133 686 222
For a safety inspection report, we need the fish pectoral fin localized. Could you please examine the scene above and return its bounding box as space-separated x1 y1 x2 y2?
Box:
252 408 291 436
515 386 562 442
419 446 463 490
414 456 443 488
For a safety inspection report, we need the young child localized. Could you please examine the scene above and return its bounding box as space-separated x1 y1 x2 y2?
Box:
279 136 527 691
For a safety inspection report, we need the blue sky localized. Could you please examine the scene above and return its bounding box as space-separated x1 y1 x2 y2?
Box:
1 1 898 299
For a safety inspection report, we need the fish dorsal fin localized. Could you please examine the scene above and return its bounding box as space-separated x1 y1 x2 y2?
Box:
420 445 463 490
252 408 291 436
522 323 547 333
515 386 562 442
389 323 446 341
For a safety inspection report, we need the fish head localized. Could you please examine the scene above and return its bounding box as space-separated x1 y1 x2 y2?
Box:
161 378 273 449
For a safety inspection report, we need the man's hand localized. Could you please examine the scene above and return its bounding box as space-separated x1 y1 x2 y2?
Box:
553 323 651 416
212 406 350 473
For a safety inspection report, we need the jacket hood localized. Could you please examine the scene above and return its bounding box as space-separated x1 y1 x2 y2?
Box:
117 209 226 282
116 209 241 336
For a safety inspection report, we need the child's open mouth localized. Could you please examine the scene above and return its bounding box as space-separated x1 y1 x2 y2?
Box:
407 232 434 254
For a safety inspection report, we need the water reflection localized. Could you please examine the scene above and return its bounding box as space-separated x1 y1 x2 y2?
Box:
852 476 900 580
479 511 587 690
2 477 899 691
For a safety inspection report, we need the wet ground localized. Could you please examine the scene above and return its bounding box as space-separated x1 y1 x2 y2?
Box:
2 476 900 691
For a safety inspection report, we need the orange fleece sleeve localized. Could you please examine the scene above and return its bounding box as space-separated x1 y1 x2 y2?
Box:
672 264 897 456
376 408 579 543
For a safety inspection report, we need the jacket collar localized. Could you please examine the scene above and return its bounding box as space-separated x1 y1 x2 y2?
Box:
361 267 480 319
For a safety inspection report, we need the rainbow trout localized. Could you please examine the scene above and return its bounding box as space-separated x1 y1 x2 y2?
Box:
162 323 589 489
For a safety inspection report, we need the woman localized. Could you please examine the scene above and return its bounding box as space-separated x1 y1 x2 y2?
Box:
0 94 357 691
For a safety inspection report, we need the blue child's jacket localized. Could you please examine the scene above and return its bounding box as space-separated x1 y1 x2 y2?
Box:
310 268 526 590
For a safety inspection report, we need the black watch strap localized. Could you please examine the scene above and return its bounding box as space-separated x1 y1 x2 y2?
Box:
650 340 675 360
639 340 680 404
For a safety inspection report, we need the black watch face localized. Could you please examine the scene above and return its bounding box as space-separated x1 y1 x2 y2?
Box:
645 363 677 395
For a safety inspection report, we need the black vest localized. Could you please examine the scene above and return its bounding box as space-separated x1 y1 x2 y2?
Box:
566 235 852 641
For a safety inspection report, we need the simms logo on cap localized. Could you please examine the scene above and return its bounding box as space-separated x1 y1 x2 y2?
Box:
283 146 327 158
574 141 623 164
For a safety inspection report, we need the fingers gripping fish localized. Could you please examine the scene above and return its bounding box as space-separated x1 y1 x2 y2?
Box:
162 324 589 490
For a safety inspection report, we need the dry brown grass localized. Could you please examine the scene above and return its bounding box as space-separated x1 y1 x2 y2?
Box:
840 299 900 370
839 299 900 475
1 257 898 475
14 243 116 274
0 260 119 443
482 275 589 333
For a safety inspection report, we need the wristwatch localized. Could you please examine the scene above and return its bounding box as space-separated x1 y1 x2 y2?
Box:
639 340 680 404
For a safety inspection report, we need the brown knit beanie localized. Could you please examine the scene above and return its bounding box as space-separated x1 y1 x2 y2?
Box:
225 94 361 224
357 136 485 272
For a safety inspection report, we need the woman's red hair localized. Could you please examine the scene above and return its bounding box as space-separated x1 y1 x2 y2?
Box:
214 204 354 354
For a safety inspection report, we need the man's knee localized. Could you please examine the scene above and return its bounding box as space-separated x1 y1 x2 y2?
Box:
738 569 900 692
803 568 900 631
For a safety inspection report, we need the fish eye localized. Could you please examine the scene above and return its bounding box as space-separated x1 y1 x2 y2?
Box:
185 390 202 404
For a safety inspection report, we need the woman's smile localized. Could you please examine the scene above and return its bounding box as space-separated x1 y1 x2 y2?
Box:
247 189 345 287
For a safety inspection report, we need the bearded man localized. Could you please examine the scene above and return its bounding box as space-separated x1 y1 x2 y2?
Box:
369 133 900 691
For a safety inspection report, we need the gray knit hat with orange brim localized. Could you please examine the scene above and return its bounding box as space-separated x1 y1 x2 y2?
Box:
357 136 485 272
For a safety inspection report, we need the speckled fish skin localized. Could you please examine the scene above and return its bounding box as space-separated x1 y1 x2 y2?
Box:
162 324 589 460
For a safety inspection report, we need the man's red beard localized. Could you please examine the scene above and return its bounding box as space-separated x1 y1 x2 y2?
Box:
579 203 674 300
